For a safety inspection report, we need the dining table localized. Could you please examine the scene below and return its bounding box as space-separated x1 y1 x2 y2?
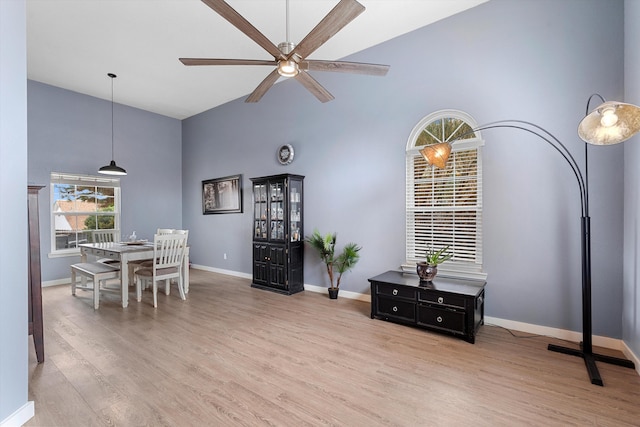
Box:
79 241 190 308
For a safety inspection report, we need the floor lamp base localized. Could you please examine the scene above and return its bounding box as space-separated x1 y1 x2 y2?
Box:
548 343 636 386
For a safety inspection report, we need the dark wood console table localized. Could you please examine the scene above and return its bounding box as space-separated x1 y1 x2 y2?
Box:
369 270 486 344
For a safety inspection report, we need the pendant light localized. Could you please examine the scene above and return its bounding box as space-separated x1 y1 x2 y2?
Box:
98 73 127 175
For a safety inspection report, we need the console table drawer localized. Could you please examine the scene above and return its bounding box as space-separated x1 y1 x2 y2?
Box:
377 297 416 322
376 283 417 300
418 290 466 309
417 305 466 334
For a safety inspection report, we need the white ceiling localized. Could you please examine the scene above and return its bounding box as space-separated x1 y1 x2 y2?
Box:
26 0 487 119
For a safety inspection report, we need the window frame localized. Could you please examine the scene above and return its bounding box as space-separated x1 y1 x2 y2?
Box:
404 110 486 280
49 172 121 257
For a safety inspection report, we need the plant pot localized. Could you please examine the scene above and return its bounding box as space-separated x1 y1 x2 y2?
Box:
328 288 339 299
416 262 437 282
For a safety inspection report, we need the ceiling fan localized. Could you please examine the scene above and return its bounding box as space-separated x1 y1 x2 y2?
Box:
179 0 390 103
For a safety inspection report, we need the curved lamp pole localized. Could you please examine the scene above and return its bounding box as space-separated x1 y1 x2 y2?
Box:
421 101 640 386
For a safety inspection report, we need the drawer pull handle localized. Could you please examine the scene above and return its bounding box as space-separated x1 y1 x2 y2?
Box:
437 296 444 304
436 316 443 323
392 289 398 296
392 306 398 312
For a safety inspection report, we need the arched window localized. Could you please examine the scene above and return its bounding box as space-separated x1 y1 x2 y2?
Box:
405 110 485 279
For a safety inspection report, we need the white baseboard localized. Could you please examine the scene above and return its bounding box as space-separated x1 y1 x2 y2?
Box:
622 341 640 376
42 277 69 287
1 401 34 427
190 264 252 279
303 283 371 302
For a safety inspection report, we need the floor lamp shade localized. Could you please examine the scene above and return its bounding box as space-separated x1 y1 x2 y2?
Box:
578 101 640 145
99 73 127 176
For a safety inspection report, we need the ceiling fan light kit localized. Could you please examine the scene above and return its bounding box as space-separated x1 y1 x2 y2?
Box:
180 0 390 103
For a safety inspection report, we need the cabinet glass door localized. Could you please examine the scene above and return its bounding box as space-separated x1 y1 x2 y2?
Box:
289 179 302 242
269 181 285 241
253 183 267 239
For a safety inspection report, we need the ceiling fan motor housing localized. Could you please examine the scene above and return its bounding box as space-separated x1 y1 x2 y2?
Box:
278 42 295 55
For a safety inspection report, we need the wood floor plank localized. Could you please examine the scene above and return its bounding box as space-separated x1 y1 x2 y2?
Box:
27 269 640 426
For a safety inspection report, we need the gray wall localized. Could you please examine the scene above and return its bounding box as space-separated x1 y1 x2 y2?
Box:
623 0 640 358
182 0 627 338
0 0 30 424
28 81 183 282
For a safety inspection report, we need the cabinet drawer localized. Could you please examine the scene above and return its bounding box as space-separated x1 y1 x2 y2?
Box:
417 305 466 334
377 297 416 322
376 283 417 300
418 290 466 309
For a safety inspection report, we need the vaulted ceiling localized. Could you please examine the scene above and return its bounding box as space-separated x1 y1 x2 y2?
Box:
27 0 487 119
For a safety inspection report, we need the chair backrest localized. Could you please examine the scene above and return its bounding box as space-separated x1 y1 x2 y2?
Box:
91 230 119 243
157 228 188 234
156 228 189 240
172 229 189 239
153 233 188 272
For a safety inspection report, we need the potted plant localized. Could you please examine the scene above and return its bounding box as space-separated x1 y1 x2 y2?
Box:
417 245 452 282
306 230 362 299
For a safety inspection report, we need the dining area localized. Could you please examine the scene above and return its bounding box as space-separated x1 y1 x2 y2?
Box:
71 229 190 309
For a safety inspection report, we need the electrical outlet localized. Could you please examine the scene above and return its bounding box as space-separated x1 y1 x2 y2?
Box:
223 253 227 260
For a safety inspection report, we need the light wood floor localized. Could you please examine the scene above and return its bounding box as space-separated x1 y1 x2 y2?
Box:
27 269 640 426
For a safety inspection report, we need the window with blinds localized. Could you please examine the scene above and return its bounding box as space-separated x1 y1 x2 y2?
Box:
50 172 121 255
405 111 485 279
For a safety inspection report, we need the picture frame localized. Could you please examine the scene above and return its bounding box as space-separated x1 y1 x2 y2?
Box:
202 174 243 214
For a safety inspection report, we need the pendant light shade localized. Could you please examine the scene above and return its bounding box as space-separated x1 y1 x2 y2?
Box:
99 73 127 175
99 160 127 175
578 100 640 145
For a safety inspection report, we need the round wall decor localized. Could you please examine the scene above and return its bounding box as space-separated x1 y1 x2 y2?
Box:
277 144 295 165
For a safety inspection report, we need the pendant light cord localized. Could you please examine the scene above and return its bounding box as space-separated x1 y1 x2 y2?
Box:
108 73 116 161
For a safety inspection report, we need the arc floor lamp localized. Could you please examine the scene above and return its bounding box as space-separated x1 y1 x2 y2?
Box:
420 95 640 386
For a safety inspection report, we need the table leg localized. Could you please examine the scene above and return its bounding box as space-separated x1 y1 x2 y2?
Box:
120 254 129 308
80 249 88 288
183 253 190 294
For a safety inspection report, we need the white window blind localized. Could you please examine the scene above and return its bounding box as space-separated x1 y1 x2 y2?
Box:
405 111 486 280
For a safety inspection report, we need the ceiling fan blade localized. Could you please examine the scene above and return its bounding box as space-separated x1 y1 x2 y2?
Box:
301 60 389 76
294 71 334 103
246 69 281 103
201 0 284 60
180 58 277 66
289 0 365 61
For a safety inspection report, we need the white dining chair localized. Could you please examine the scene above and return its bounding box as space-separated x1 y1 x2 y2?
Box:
91 230 121 267
127 229 189 286
134 233 189 307
91 229 119 243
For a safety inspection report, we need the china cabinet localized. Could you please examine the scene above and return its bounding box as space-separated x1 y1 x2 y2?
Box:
250 174 304 295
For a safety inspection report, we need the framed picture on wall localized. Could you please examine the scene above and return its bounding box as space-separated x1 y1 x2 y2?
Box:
202 174 243 214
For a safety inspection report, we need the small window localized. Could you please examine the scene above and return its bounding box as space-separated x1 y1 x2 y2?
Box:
50 172 121 256
405 110 485 280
